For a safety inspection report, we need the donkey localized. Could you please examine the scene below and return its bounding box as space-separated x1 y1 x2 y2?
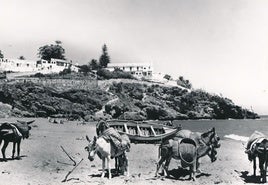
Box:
85 134 130 179
155 127 220 181
245 131 268 183
0 120 34 161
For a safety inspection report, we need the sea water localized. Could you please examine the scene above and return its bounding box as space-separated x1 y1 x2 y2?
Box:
172 116 268 142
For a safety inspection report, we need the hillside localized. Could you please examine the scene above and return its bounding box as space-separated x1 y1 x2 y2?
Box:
0 79 258 120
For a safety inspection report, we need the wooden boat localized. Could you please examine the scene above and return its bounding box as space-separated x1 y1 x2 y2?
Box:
107 120 181 144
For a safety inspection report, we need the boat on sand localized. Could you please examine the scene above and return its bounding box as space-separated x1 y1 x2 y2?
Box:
107 120 181 144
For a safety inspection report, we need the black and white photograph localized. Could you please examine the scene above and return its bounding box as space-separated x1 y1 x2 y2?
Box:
0 0 268 184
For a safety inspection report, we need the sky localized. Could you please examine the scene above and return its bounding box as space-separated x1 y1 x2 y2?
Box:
0 0 268 114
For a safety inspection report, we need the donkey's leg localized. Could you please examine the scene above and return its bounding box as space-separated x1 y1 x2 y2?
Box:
107 155 112 179
12 142 16 159
1 140 9 161
125 153 129 177
115 156 119 175
17 139 21 159
191 159 197 181
163 155 172 177
263 160 268 183
101 157 106 178
259 156 265 182
155 156 166 177
253 157 256 176
263 148 268 183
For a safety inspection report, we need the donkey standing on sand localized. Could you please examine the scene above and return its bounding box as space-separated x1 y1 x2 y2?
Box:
245 131 268 183
155 127 220 181
85 134 130 179
0 120 34 161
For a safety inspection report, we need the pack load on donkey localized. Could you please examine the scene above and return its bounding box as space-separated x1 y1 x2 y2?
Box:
96 120 130 153
0 122 22 139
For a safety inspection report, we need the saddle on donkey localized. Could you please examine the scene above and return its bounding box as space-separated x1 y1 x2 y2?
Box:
102 127 130 153
96 120 130 156
168 137 197 167
245 131 267 161
0 122 22 139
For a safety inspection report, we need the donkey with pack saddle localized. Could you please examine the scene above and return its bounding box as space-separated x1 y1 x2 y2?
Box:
245 131 268 183
85 120 131 179
155 127 220 181
0 120 34 161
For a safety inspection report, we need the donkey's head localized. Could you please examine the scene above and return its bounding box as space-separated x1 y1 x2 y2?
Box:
201 127 220 162
85 135 97 161
201 127 220 148
16 120 34 139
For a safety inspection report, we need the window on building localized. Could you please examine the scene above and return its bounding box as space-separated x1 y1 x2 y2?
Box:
130 67 132 71
27 64 29 67
137 67 139 71
56 62 64 66
17 63 19 67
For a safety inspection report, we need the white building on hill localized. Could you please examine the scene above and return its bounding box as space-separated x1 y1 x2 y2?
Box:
0 58 79 74
0 58 37 72
107 63 153 78
36 58 79 73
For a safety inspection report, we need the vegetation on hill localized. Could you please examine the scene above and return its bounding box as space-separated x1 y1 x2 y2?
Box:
0 80 258 120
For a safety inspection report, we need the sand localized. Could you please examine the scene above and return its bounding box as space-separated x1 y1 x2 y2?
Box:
0 118 260 185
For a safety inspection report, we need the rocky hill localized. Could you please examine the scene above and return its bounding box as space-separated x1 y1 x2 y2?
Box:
0 79 258 120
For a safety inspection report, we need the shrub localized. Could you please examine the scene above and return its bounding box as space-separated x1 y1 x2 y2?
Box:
97 68 134 79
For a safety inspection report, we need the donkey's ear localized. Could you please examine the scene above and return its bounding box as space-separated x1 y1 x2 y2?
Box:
94 136 97 141
86 135 90 142
212 127 215 132
27 120 35 125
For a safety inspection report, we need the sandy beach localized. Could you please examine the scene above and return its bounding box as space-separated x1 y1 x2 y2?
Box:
0 118 261 185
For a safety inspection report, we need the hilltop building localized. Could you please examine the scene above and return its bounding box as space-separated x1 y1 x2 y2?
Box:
107 62 153 79
0 58 37 72
0 58 79 74
36 58 79 73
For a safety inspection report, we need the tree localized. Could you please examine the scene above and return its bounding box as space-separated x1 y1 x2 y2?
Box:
18 56 25 60
99 44 110 68
79 64 91 75
38 41 66 61
0 50 4 58
177 76 192 89
89 59 99 70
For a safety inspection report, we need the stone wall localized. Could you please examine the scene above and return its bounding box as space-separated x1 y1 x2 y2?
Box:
1 78 98 91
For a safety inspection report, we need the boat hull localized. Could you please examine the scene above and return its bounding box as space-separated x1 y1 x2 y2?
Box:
108 120 181 144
